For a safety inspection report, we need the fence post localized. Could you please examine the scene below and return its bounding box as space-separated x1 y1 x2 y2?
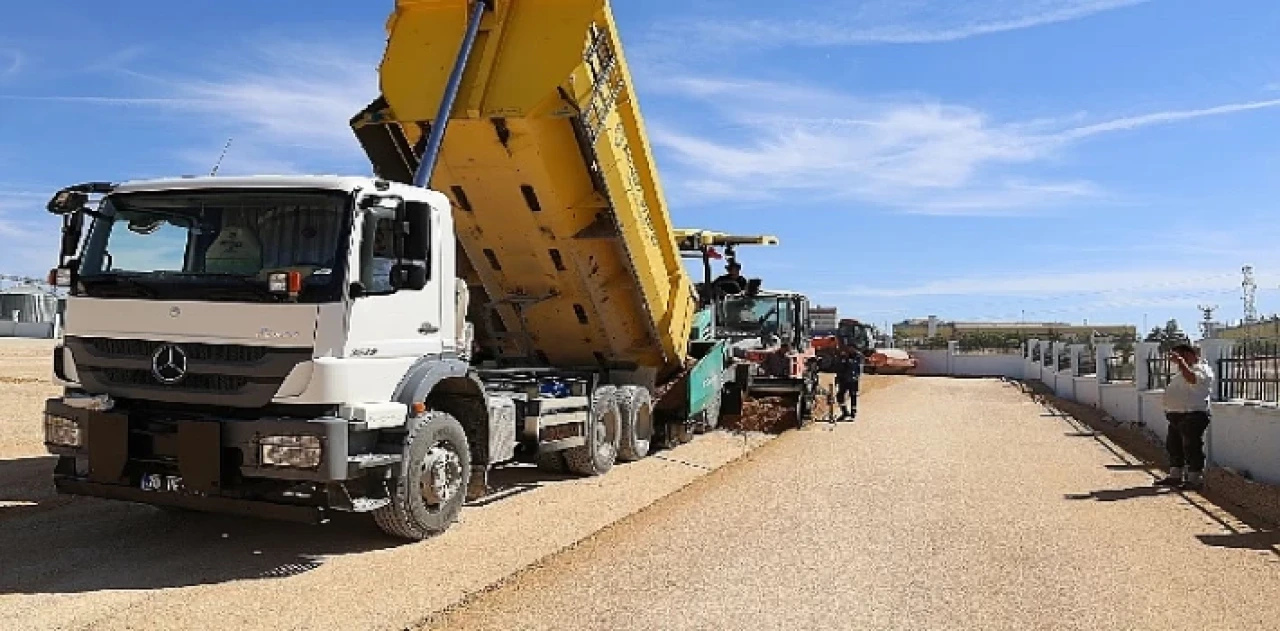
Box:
1096 343 1116 384
946 341 959 375
1198 339 1235 401
1068 344 1084 376
1194 339 1234 475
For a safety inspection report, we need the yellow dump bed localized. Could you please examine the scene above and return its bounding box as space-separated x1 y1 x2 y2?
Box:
352 0 694 378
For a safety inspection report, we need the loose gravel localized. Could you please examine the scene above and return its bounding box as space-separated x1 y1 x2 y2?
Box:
0 339 59 459
0 349 778 631
426 377 1280 631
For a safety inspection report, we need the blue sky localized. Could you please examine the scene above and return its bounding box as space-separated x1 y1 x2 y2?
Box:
3 0 1280 337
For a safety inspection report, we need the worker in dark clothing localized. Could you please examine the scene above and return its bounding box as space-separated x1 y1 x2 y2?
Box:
834 347 864 420
711 261 746 296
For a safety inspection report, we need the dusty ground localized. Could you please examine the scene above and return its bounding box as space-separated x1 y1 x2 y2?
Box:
0 339 59 459
0 344 782 630
426 377 1280 631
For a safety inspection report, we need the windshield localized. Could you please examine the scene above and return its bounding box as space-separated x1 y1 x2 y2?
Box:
719 295 794 338
77 188 352 303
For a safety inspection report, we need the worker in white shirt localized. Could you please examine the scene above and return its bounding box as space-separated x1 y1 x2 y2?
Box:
1156 343 1215 490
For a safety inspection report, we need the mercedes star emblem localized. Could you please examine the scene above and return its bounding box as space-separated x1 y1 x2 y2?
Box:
169 307 181 318
151 344 189 385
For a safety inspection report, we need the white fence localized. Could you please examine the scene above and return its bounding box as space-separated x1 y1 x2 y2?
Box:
0 320 56 338
911 339 1280 485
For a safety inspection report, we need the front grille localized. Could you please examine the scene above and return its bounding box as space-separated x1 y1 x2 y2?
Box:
87 338 268 363
100 369 250 393
67 336 313 408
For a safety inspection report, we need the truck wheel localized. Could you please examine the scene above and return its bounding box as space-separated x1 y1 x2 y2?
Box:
617 385 654 462
374 411 471 541
565 385 621 476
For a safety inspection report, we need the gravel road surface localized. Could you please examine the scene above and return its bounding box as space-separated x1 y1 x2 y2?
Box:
427 377 1280 631
1 340 784 630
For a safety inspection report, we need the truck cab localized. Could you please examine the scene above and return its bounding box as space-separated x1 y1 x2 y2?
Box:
42 175 508 538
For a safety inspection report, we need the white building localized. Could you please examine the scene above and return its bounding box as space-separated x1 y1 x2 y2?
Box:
810 306 838 333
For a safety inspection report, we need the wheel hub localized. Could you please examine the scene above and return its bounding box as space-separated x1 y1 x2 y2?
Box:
420 444 463 507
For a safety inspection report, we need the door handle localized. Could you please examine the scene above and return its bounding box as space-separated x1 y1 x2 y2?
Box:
419 323 439 335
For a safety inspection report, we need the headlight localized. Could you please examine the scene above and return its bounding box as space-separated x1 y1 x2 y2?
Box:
259 435 323 469
44 415 82 447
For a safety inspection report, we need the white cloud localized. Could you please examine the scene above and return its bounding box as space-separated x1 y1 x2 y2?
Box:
1 39 381 176
647 76 1280 215
1054 99 1280 141
655 0 1153 49
0 190 60 277
161 40 378 158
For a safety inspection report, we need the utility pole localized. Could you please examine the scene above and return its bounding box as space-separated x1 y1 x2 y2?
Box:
1243 265 1259 325
1197 304 1218 340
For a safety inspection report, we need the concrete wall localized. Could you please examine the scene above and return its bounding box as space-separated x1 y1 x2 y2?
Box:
951 353 1025 378
1099 384 1140 423
1209 402 1280 483
0 321 56 339
1139 391 1167 439
1075 377 1099 407
1054 370 1075 400
919 339 1280 485
910 350 951 375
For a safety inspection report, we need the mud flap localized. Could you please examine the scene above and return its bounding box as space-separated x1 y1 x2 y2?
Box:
178 421 222 494
87 412 129 483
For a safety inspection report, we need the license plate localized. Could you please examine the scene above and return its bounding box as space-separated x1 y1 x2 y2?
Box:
140 474 185 493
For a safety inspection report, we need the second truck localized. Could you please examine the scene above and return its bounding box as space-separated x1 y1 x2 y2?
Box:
39 0 763 540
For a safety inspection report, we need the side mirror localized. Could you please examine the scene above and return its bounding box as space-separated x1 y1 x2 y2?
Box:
390 264 428 291
47 190 88 216
396 201 431 261
389 201 431 290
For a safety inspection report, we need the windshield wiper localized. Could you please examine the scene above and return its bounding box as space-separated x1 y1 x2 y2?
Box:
79 274 158 298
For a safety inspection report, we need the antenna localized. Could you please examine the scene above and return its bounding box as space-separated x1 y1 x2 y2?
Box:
1243 265 1258 324
1197 304 1218 339
210 137 233 177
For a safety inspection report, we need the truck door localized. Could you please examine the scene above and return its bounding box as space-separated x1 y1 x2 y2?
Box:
346 209 446 358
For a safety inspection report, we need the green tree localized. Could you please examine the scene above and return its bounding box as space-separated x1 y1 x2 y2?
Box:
1144 319 1191 352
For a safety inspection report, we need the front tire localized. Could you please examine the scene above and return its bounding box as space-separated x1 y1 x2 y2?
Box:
374 411 471 541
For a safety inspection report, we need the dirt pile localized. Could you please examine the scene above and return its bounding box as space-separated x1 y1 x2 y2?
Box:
720 397 798 434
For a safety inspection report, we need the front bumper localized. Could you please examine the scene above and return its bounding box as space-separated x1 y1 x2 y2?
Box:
43 397 400 514
54 477 328 524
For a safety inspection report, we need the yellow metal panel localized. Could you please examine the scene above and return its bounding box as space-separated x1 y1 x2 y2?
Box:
381 0 604 120
370 0 696 376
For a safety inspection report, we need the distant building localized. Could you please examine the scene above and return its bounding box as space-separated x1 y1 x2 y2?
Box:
1214 317 1280 342
892 317 1135 346
809 306 838 333
0 283 62 339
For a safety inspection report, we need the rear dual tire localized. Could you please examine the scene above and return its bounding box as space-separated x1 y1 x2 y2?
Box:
564 385 622 476
617 385 655 462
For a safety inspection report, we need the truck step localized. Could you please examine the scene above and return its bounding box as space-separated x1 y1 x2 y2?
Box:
349 454 402 469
